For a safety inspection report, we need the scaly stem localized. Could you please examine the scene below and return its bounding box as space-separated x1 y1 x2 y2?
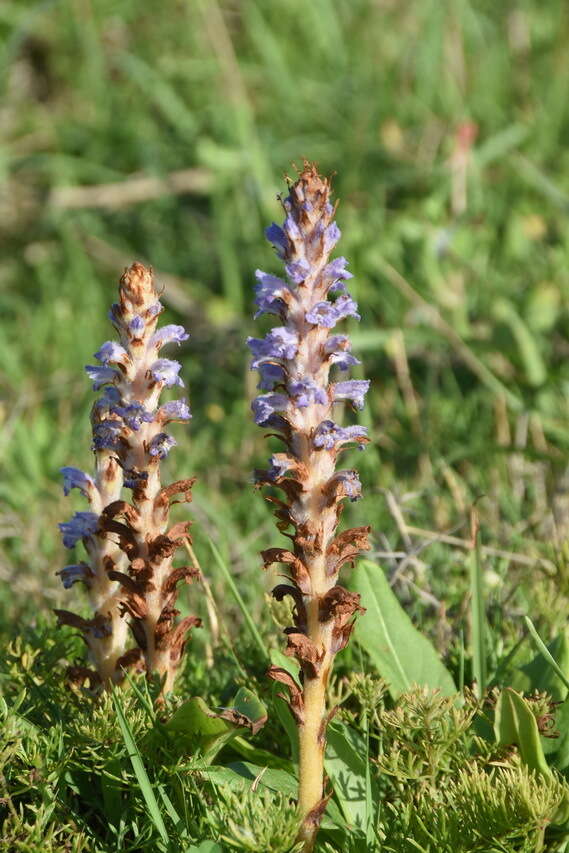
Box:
249 164 371 849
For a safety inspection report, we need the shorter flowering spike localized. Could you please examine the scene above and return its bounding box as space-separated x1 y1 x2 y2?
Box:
250 163 371 851
58 262 200 696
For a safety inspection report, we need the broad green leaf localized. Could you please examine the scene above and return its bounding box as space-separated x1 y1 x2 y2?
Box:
494 688 550 777
227 762 297 795
229 686 268 732
165 696 231 746
201 763 297 796
325 723 377 831
349 561 456 698
231 735 294 772
162 688 267 763
184 843 224 853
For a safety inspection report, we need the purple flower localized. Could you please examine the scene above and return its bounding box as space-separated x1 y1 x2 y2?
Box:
148 432 177 459
94 341 128 365
57 563 92 589
323 222 341 253
324 335 361 371
257 362 286 391
149 358 184 387
150 325 189 348
252 393 289 425
254 270 290 317
60 467 95 498
333 380 370 410
329 470 362 501
266 453 296 480
92 419 123 451
129 316 145 335
148 301 163 317
323 257 353 287
95 386 121 409
313 420 368 450
284 215 301 243
288 379 328 408
265 223 288 256
111 402 154 431
247 328 298 368
159 399 192 422
285 260 311 284
85 365 119 390
59 512 99 548
305 294 360 328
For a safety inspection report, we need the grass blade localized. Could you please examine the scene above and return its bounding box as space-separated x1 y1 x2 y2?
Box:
207 537 268 661
470 509 487 698
524 616 569 693
111 690 169 849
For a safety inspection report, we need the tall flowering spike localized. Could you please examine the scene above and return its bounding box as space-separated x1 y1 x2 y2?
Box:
57 262 199 697
250 164 371 849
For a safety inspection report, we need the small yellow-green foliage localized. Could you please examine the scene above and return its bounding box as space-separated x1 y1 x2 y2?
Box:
210 788 302 853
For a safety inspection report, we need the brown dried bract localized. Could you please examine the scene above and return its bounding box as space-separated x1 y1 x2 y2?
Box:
217 707 268 736
272 583 307 628
119 592 149 621
267 665 305 724
167 615 202 664
102 500 140 526
154 478 196 509
302 790 331 828
326 525 371 576
115 647 145 674
261 548 312 594
66 665 102 690
284 630 324 679
161 566 200 598
318 586 363 623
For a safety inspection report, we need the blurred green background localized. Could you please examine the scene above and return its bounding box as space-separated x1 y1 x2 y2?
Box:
2 0 569 649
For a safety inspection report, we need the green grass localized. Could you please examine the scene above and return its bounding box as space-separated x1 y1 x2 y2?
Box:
3 0 569 849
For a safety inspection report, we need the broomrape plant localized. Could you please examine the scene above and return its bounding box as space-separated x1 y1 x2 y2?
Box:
56 262 200 696
249 163 370 849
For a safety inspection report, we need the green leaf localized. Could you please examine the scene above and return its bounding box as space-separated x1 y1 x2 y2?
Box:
231 735 294 772
493 687 551 777
200 762 297 796
184 843 224 853
162 688 267 763
229 686 268 732
349 561 456 698
325 723 377 832
227 762 298 796
111 691 169 849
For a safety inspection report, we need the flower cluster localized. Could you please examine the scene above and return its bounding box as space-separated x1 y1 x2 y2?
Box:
56 263 200 694
249 163 370 847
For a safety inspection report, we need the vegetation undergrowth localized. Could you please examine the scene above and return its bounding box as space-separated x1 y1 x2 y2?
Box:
4 0 569 850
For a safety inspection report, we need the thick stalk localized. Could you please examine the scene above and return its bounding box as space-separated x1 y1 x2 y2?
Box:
250 164 370 851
